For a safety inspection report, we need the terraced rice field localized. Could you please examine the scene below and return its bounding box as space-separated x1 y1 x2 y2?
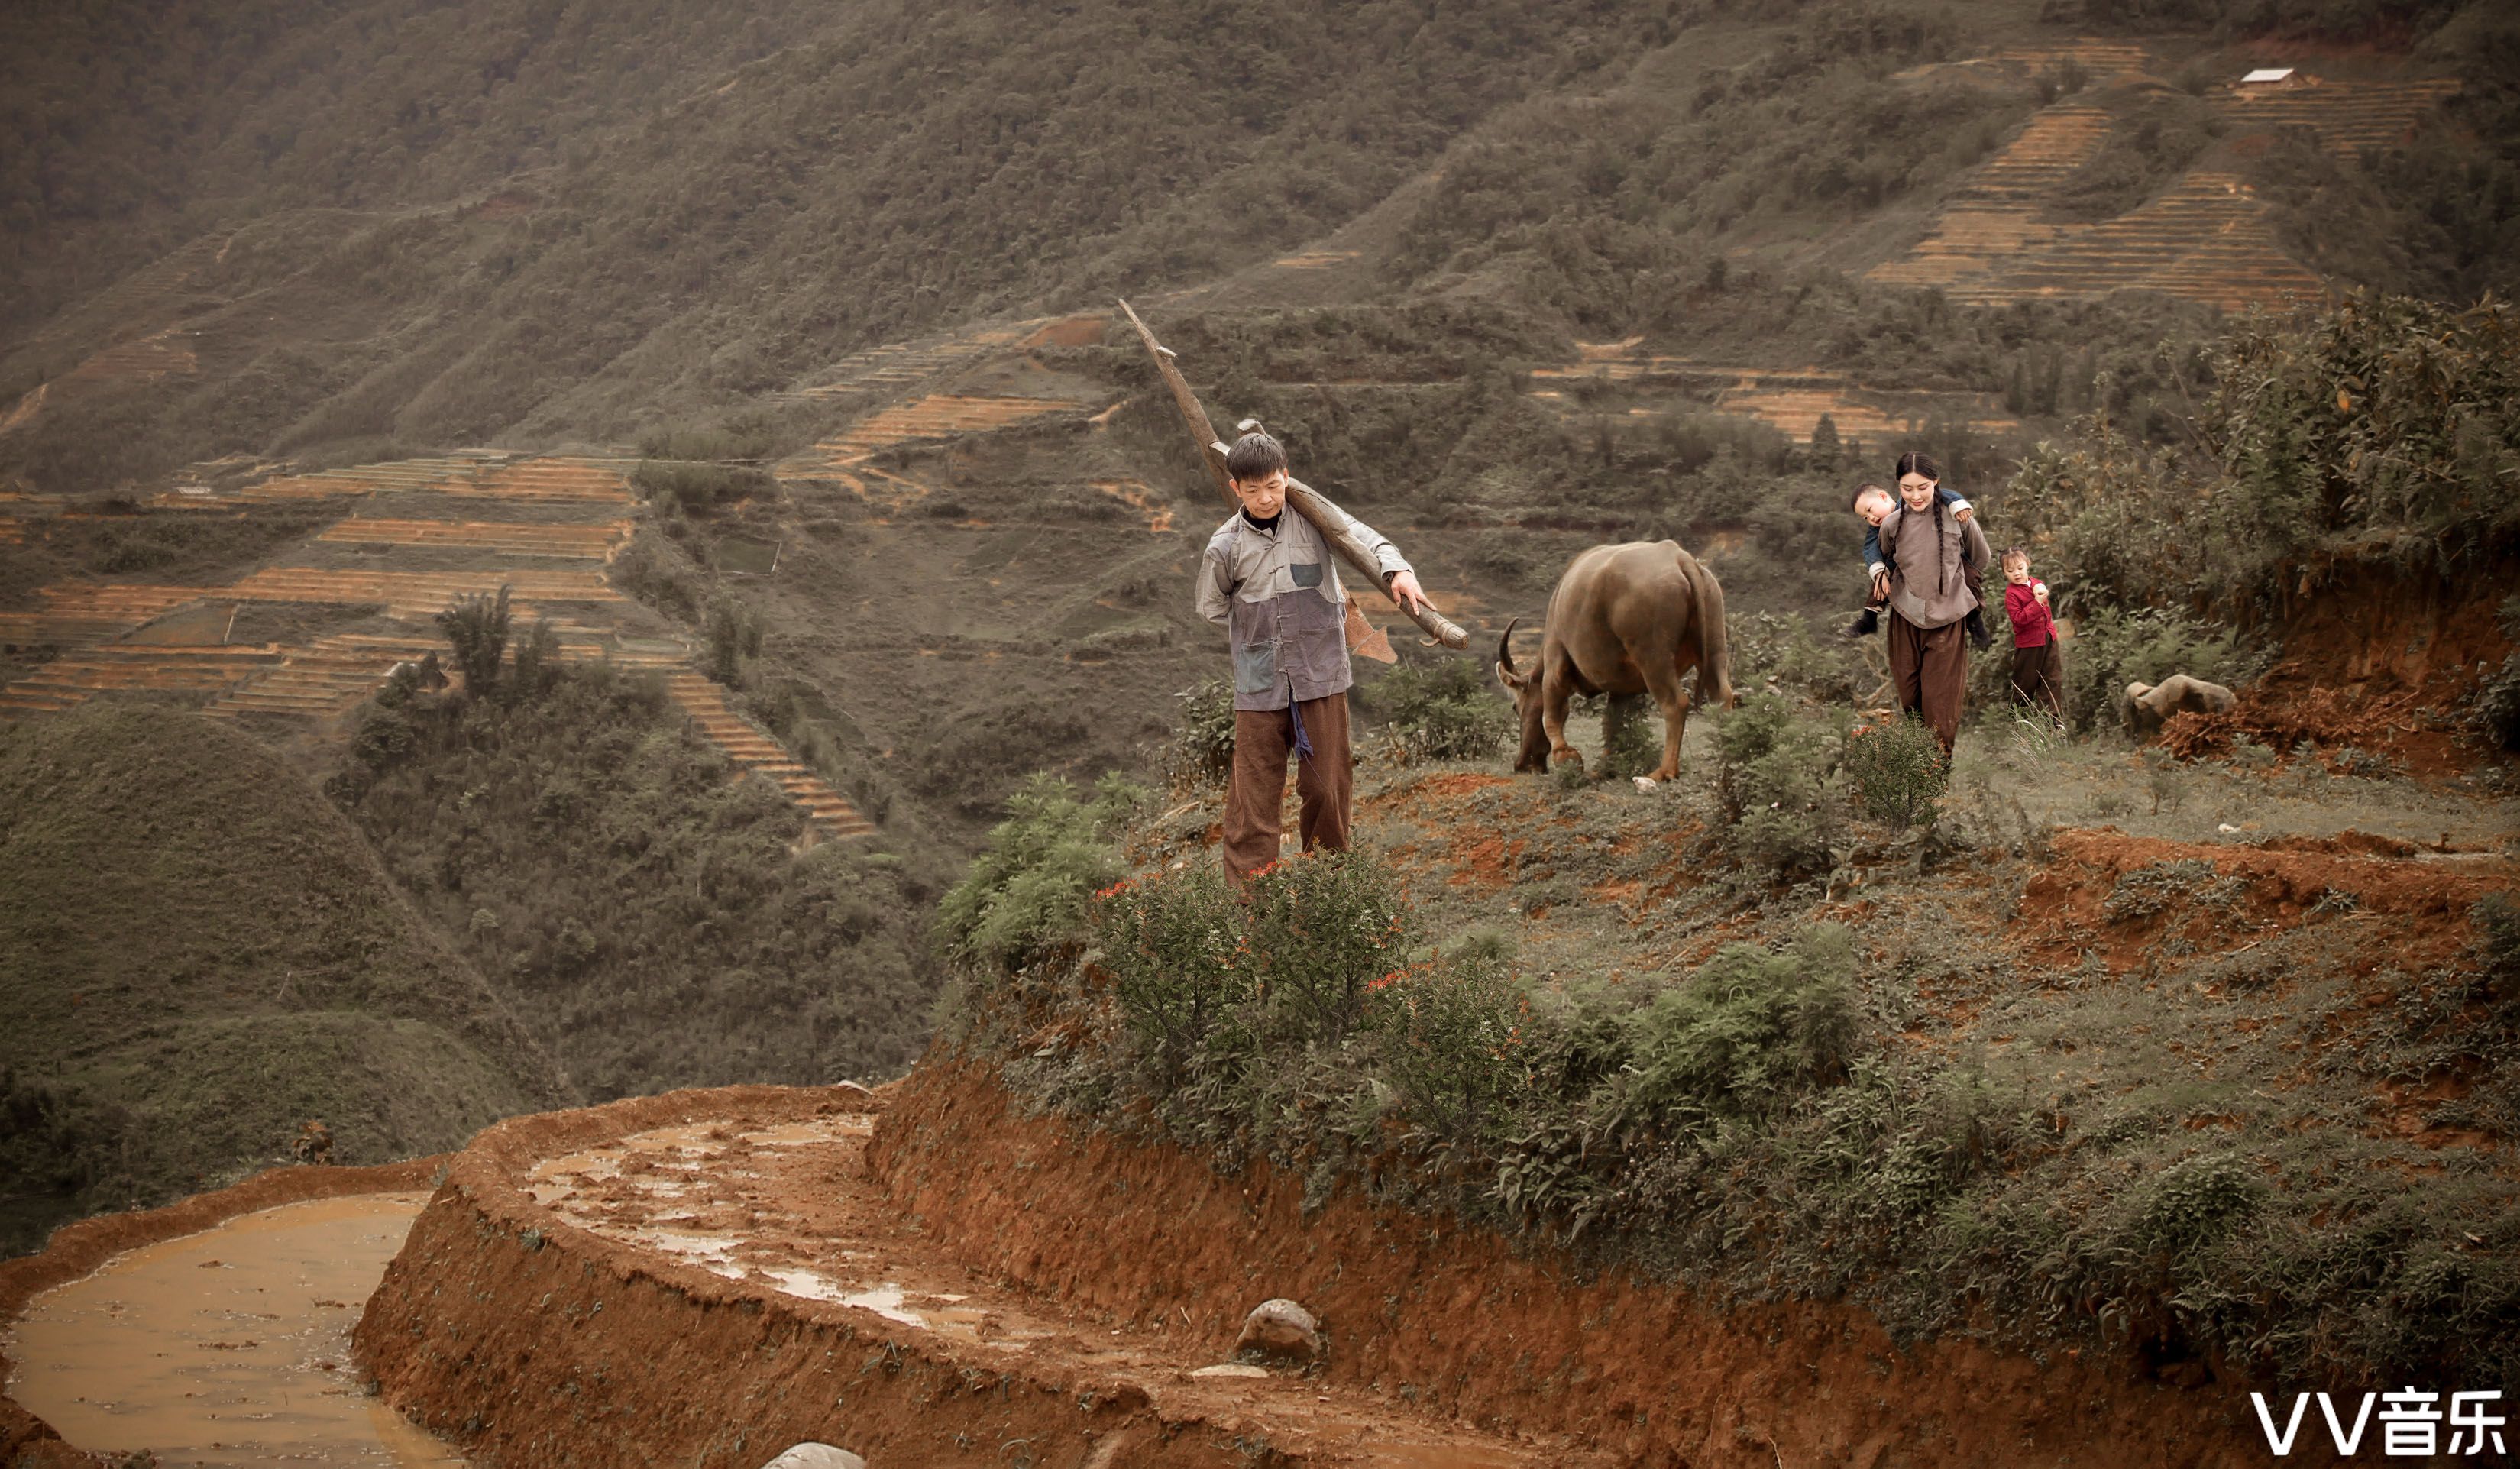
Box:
221 568 622 620
665 671 875 838
1867 106 2111 292
0 384 44 436
778 393 1094 504
196 632 451 720
200 629 687 720
1714 380 2012 445
0 585 205 649
1019 313 1111 349
5 235 224 374
1271 249 1361 270
776 325 1034 405
153 455 632 510
1528 354 1697 385
1940 171 2321 309
172 457 488 508
1868 75 2456 309
0 329 199 438
2221 78 2461 157
60 327 198 387
814 395 1082 457
313 518 631 559
0 643 283 716
1532 354 2014 445
455 457 636 504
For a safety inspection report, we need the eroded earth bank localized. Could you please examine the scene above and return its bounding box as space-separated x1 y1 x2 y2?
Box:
335 1067 2296 1469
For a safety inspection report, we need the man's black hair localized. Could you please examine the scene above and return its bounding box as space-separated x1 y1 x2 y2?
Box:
1226 429 1288 482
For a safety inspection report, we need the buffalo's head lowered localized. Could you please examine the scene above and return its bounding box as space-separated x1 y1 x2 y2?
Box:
1492 617 1551 771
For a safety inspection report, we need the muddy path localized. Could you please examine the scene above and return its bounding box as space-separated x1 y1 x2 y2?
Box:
8 1193 461 1467
0 1159 449 1468
358 1084 1594 1469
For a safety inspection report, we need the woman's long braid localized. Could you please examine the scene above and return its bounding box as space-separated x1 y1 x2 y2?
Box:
1932 491 1949 597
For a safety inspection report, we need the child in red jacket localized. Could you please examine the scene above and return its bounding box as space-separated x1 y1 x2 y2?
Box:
2002 547 2064 729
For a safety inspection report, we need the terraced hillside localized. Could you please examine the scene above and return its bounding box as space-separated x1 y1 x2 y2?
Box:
778 387 1114 512
1869 66 2461 309
0 451 872 839
1531 349 2017 447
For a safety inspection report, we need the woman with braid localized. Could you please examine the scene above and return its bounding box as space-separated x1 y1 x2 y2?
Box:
1872 451 1990 756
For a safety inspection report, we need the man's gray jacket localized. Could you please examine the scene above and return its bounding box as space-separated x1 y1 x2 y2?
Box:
1195 498 1412 712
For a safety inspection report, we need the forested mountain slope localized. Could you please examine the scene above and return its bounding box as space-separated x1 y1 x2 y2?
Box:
5 0 2511 493
0 703 572 1254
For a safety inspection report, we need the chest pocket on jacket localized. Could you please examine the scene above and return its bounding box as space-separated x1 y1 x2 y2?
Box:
1290 562 1323 589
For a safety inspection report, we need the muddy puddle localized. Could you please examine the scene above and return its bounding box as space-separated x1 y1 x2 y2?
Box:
5 1192 463 1467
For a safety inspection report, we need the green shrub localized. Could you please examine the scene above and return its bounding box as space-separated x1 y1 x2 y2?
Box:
1730 613 1867 705
1168 678 1237 788
937 772 1142 975
509 617 559 699
1712 691 1848 878
1366 655 1514 765
333 663 937 1097
1608 925 1859 1128
348 705 419 772
2005 296 2520 624
435 585 511 694
2120 1150 2263 1264
636 415 780 462
704 597 765 682
1097 849 1417 1060
1844 713 1946 828
1240 850 1419 1046
1369 946 1523 1147
1093 862 1249 1078
632 461 771 516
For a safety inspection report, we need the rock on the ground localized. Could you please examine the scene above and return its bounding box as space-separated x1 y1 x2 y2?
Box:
1189 1363 1272 1379
761 1445 867 1469
1234 1298 1321 1362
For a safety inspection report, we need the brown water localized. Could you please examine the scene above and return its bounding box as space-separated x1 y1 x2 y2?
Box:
5 1192 464 1467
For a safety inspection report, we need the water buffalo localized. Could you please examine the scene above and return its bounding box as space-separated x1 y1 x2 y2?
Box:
1494 540 1736 778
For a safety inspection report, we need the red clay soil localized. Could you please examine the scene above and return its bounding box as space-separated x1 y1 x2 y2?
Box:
2019 828 2515 976
874 1062 2302 1469
0 1157 443 1468
2267 555 2512 697
2182 553 2520 776
2156 684 2479 776
354 1083 1577 1468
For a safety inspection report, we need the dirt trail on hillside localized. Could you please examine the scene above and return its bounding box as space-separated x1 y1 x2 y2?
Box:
0 1159 445 1469
8 1193 457 1467
357 1086 1600 1469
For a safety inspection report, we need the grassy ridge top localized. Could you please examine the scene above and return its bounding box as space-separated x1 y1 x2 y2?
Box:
0 702 571 1252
